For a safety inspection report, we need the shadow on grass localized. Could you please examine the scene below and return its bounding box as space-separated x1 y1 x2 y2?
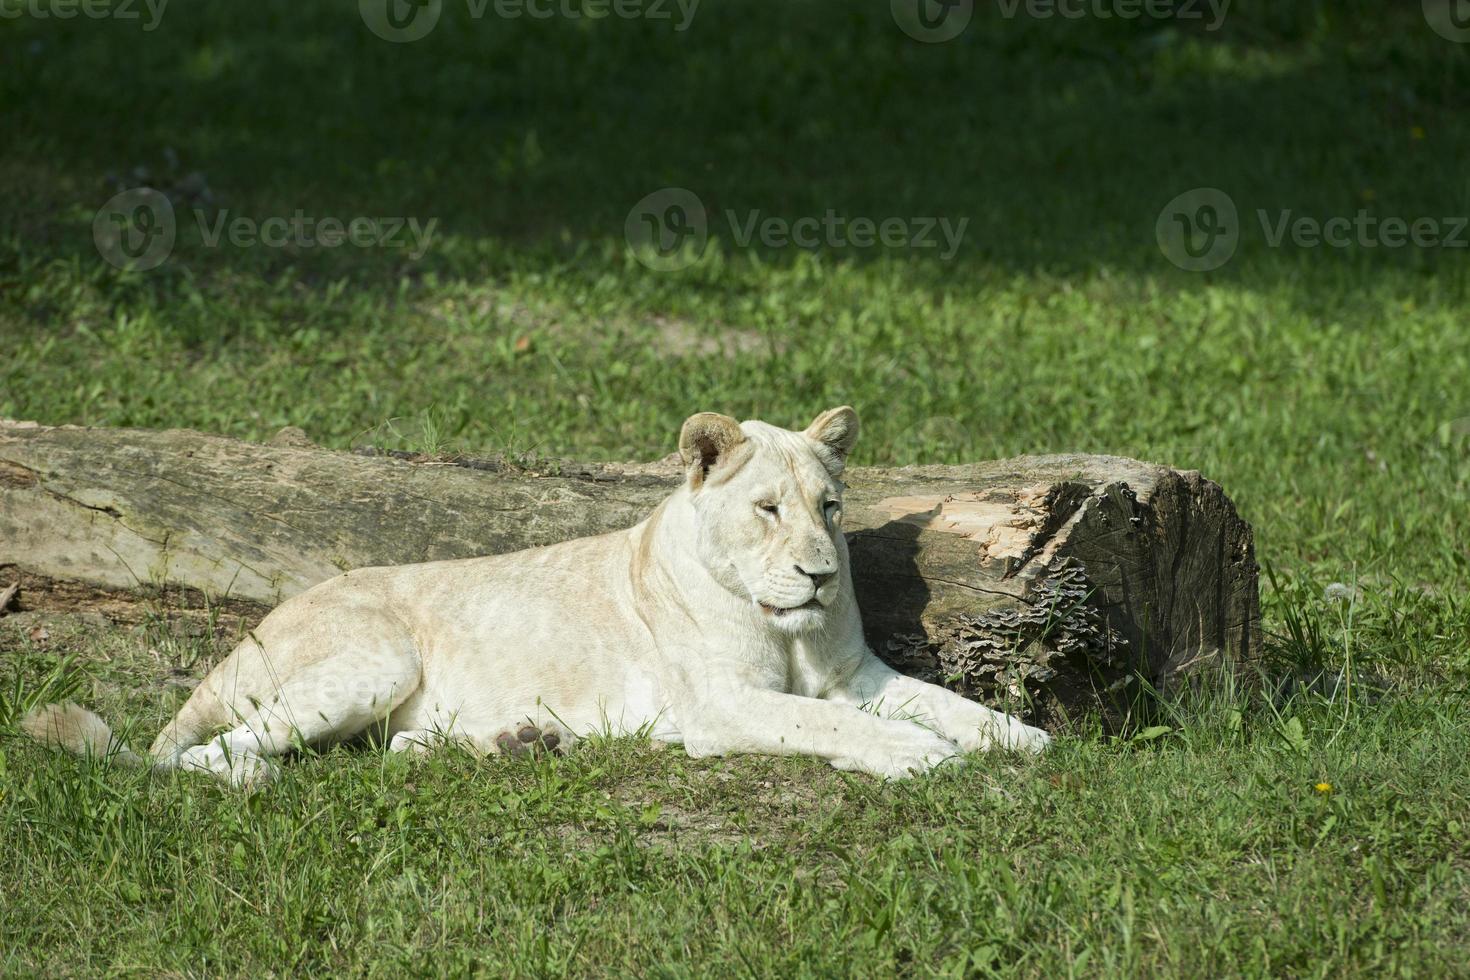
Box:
1 0 1467 319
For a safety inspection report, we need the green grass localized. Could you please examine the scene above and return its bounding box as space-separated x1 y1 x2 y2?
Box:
2 0 1469 974
2 613 1467 976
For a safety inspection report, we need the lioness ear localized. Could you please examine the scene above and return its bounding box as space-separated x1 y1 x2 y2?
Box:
804 405 860 476
678 412 746 488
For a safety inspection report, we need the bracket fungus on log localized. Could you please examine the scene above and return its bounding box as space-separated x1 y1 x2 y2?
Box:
0 421 1259 730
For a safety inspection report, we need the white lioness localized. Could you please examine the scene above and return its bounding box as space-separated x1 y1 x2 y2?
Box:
26 407 1049 785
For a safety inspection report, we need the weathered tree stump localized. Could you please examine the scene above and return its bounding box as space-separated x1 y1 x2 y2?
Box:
0 421 1259 729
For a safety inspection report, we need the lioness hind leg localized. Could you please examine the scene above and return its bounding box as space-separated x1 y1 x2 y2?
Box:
388 729 447 754
175 632 423 784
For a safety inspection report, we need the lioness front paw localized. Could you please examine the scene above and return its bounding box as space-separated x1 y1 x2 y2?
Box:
1012 723 1052 753
177 742 277 789
958 716 1053 755
890 731 964 778
990 719 1051 754
835 728 962 780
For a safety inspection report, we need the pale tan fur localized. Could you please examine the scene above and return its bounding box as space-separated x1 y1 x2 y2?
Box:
21 703 145 766
24 408 1049 786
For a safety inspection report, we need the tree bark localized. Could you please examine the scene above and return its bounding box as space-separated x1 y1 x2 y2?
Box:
0 421 1259 729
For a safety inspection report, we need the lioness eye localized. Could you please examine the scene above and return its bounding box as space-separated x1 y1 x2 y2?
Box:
756 502 779 516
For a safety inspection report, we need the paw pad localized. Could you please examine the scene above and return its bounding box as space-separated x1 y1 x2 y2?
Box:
494 724 562 758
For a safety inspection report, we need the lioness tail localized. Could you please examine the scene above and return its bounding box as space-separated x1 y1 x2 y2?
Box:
21 703 148 767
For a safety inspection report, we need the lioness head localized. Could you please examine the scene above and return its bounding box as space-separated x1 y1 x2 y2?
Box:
678 406 859 632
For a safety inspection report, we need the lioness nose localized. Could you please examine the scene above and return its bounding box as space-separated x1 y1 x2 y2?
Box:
797 565 835 589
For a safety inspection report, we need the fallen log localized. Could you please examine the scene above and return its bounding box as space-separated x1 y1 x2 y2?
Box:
0 421 1259 729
